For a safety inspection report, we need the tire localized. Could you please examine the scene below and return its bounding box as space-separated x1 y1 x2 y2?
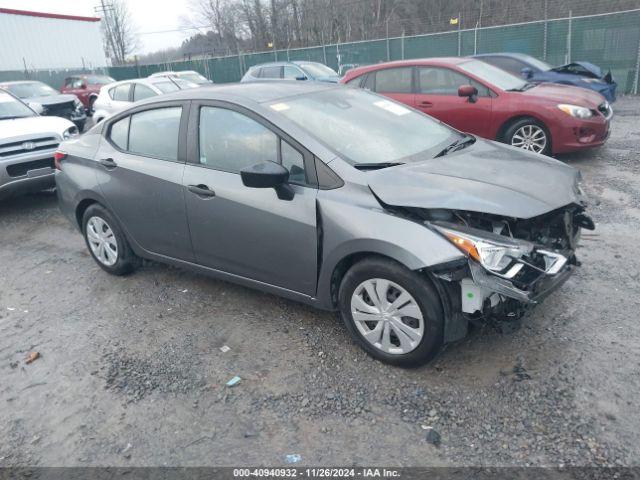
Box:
87 96 97 116
502 117 551 155
338 257 444 367
82 204 139 275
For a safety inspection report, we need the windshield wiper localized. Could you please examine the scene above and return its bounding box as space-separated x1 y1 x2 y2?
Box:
434 134 476 158
507 82 535 92
353 162 404 171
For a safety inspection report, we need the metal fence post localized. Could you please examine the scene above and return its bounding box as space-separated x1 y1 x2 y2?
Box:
543 0 548 60
401 30 405 60
566 10 572 63
634 31 640 95
386 19 390 61
321 31 328 65
457 13 461 56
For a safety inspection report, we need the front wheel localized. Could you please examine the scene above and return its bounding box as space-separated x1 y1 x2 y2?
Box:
338 257 444 367
503 118 551 155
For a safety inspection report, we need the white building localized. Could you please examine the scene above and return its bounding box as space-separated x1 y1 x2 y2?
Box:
0 7 108 71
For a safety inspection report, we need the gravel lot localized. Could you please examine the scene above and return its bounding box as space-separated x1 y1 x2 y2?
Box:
1 97 639 468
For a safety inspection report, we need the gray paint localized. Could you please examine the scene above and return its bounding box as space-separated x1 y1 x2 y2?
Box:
56 82 583 311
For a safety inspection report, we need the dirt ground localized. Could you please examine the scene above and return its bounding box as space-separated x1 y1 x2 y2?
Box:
1 97 639 468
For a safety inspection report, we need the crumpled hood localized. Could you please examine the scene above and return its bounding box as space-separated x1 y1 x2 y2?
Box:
551 61 603 78
27 94 78 107
522 82 605 106
367 138 585 219
0 115 74 142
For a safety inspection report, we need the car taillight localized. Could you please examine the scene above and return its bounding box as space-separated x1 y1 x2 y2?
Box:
54 150 67 170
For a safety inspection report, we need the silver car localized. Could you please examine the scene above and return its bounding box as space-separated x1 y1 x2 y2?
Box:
92 77 198 123
55 83 593 366
1 89 77 200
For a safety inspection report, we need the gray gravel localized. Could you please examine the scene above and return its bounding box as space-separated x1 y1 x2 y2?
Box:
1 97 639 467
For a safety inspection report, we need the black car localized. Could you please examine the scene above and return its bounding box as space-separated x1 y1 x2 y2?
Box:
0 80 87 131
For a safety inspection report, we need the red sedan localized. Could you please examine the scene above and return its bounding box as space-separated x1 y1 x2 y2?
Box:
340 58 612 155
60 74 115 114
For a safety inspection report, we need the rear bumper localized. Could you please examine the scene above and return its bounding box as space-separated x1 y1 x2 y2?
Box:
0 151 57 199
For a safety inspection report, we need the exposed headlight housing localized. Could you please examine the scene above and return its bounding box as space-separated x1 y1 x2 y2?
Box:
557 103 592 119
73 98 83 112
62 126 79 139
433 224 534 273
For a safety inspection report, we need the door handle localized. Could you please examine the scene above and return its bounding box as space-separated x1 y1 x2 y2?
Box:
188 184 216 198
99 158 117 169
419 101 433 108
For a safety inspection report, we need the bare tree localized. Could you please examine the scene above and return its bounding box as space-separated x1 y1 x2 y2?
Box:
101 0 138 65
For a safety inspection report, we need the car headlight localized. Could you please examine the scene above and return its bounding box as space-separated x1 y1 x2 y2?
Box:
62 126 79 139
433 224 533 273
557 104 592 119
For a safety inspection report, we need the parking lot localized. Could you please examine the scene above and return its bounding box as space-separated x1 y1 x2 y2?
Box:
1 95 639 467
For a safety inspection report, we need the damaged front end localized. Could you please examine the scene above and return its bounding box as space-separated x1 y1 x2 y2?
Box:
414 206 595 338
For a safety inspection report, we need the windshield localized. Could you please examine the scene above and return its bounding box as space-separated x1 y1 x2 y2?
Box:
5 82 58 98
298 63 338 78
179 72 208 84
271 88 457 165
86 75 115 85
458 59 528 91
525 56 552 72
0 91 36 119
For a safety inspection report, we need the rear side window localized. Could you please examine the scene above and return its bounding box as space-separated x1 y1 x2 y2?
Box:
133 83 156 101
199 106 278 173
109 116 130 150
374 67 413 93
260 66 282 79
111 83 131 101
127 107 182 160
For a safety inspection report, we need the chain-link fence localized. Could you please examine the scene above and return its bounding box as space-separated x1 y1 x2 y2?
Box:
3 7 640 94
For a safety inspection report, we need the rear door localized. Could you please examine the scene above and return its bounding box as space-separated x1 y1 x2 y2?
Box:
259 65 283 81
95 102 193 261
182 101 318 295
414 66 493 138
368 67 415 108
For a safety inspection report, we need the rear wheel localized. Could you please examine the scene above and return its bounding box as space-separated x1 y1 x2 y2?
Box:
82 204 138 275
338 257 444 367
503 117 550 155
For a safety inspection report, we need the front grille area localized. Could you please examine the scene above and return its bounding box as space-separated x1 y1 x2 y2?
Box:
45 101 76 120
6 158 54 177
598 102 612 119
0 137 59 158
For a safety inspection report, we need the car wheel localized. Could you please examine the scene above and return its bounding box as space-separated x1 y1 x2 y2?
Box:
503 118 551 155
338 257 444 367
82 204 139 275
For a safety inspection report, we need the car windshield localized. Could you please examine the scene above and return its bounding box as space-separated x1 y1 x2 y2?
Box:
87 75 115 85
271 87 458 165
179 72 208 83
525 56 552 72
5 82 58 98
458 59 528 91
0 90 36 119
298 63 338 78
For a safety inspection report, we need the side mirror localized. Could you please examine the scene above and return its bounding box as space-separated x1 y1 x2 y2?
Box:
458 85 478 103
295 75 308 81
28 102 44 114
521 67 533 79
240 161 294 200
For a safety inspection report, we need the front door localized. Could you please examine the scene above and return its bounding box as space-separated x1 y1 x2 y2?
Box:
414 66 493 139
183 103 318 296
95 103 193 261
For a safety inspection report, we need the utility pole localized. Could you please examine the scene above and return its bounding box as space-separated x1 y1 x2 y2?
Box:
95 0 116 64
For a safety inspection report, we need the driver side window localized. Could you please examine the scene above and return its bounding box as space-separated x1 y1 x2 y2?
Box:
418 67 490 97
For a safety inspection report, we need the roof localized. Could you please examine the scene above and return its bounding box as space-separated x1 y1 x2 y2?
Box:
473 52 535 60
343 57 473 78
0 7 100 22
145 81 338 105
0 80 42 86
249 60 325 68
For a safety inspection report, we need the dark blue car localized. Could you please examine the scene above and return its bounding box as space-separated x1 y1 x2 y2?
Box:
473 52 617 102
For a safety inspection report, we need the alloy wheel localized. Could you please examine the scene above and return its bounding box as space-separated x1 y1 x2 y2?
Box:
350 278 424 355
511 124 547 153
86 216 118 267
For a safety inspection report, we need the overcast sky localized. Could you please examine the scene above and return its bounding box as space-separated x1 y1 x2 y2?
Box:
0 0 200 54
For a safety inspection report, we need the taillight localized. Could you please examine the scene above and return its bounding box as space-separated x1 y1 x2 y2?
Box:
54 150 67 170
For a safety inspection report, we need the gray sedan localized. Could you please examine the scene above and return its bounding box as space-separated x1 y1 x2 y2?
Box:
55 82 593 366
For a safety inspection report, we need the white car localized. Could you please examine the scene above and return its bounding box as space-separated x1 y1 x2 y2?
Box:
149 70 212 85
0 89 77 199
92 77 198 123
